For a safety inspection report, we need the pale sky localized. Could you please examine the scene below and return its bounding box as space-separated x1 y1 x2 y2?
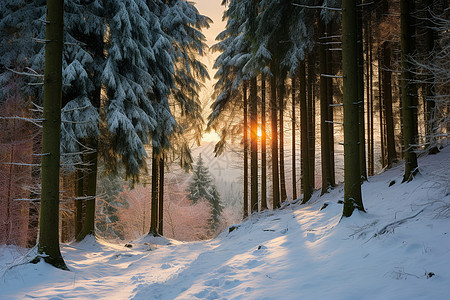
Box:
193 0 226 142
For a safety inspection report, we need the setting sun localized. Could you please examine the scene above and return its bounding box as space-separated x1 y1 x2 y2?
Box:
257 128 262 137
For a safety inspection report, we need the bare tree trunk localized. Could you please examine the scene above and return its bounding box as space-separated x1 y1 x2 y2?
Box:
307 54 316 191
326 23 335 186
357 0 367 181
342 0 365 217
401 0 419 182
261 75 268 210
158 155 164 235
243 81 249 217
149 150 159 235
291 76 297 200
318 20 333 194
75 169 84 238
270 66 280 209
34 0 67 269
250 77 258 213
382 42 397 167
300 62 312 203
279 79 287 202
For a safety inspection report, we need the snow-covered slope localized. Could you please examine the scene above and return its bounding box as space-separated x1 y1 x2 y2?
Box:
1 147 449 299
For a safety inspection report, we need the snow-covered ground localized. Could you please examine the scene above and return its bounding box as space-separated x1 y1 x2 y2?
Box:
1 146 449 299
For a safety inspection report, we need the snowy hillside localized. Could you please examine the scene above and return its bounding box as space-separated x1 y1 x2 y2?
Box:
1 147 449 299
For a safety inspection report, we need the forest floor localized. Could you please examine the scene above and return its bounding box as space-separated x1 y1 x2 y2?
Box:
1 146 449 299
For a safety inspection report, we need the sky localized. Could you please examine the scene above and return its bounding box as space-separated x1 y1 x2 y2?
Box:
193 0 227 143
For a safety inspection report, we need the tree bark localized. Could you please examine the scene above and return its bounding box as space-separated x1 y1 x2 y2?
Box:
291 76 297 200
279 79 287 203
342 0 365 218
158 155 164 235
318 20 332 194
300 62 312 203
149 150 159 235
243 81 249 217
326 22 335 186
357 0 367 181
250 77 258 213
382 42 397 167
270 67 280 209
261 75 268 210
307 54 316 192
400 0 419 182
34 0 67 269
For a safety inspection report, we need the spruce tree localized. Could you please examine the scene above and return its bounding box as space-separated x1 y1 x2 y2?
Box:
187 155 223 232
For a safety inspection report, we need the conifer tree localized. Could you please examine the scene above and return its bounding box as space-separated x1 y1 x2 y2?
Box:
187 155 223 231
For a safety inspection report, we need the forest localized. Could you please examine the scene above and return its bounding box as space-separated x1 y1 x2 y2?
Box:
0 0 449 286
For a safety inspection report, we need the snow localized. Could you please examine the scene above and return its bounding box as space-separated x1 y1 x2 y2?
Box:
1 147 449 299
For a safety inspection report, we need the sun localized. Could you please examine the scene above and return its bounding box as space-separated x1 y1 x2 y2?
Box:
257 128 262 137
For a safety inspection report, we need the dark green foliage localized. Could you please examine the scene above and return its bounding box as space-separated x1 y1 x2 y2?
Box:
188 155 224 232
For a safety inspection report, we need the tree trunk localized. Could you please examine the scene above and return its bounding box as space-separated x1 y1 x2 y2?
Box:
300 62 312 203
77 139 98 240
378 46 386 167
243 81 249 218
261 75 268 210
250 77 258 213
401 0 419 182
75 168 84 238
307 53 316 191
149 150 159 235
382 42 397 167
424 0 439 154
279 79 287 203
357 0 367 181
342 0 365 218
158 155 164 235
318 19 332 194
326 23 335 186
291 76 297 200
270 67 280 209
34 0 67 269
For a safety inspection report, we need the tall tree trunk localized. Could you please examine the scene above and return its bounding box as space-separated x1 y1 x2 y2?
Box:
250 77 258 213
34 0 67 269
158 155 164 235
261 75 268 210
77 138 98 240
300 62 312 203
307 53 316 191
357 0 367 181
318 20 332 194
77 82 101 241
270 67 280 209
149 150 159 235
243 81 249 218
342 0 365 217
401 0 419 182
365 18 373 176
424 0 439 154
75 169 84 238
382 42 397 167
326 23 335 186
279 79 287 202
291 76 297 200
378 46 386 167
